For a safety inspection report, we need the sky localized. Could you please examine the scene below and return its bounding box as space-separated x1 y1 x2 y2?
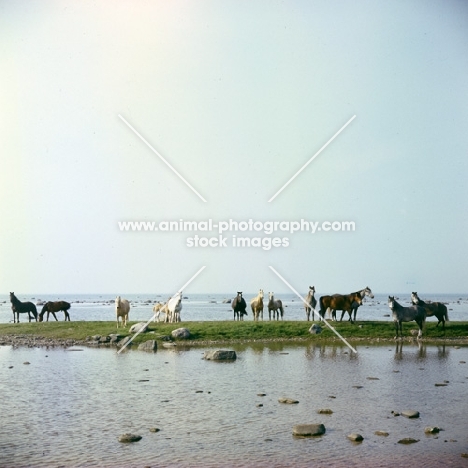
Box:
1 0 467 296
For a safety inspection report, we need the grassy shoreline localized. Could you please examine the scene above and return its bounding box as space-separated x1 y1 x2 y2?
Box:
0 320 467 347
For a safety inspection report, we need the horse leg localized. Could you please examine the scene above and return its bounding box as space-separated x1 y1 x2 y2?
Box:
64 310 70 321
339 310 346 322
52 311 58 321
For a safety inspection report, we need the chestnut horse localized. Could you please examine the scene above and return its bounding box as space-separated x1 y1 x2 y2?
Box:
304 286 317 321
411 292 449 331
250 289 264 321
39 301 71 322
10 292 37 323
232 292 247 321
319 286 374 323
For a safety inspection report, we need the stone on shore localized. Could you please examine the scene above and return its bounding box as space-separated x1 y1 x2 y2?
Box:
118 336 133 348
171 328 191 339
293 424 326 437
129 323 148 333
138 340 157 352
203 350 237 361
309 324 322 334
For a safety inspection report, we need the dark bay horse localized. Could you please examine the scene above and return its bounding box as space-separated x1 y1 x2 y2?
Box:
39 301 71 322
232 292 247 321
304 286 317 321
10 292 37 323
319 286 374 323
411 292 449 331
388 296 426 339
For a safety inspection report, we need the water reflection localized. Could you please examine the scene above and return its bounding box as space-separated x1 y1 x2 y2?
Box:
393 341 450 362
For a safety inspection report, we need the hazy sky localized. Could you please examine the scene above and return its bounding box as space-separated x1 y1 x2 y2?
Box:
1 0 467 295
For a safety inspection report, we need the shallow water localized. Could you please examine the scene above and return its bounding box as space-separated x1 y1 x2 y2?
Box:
1 342 467 467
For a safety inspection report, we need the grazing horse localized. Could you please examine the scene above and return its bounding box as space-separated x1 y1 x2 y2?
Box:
115 296 130 328
388 296 426 339
232 292 247 321
304 286 317 321
167 292 182 323
10 292 37 323
250 289 264 321
39 301 71 322
411 292 449 331
319 286 374 323
268 292 284 320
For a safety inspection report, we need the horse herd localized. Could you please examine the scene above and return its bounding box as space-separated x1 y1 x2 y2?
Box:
8 288 449 339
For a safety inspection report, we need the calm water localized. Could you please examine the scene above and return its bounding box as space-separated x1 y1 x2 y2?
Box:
0 342 467 467
1 293 467 324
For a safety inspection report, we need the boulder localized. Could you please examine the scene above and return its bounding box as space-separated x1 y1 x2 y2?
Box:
171 328 191 339
109 334 121 344
138 340 157 352
317 408 333 414
118 336 133 348
424 426 440 434
293 424 326 437
203 350 237 361
129 322 148 333
348 433 364 442
398 438 419 444
401 410 420 419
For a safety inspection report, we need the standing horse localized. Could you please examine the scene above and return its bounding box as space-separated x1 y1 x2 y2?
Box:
304 286 317 321
167 292 182 323
250 289 264 321
232 292 247 321
319 286 374 323
115 296 130 328
39 301 71 322
10 292 37 323
388 296 426 339
152 301 167 323
268 292 284 320
411 292 449 331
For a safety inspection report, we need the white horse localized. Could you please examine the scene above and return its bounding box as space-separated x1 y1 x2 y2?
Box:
250 289 264 321
152 301 168 323
304 286 317 321
167 292 183 323
115 296 130 328
268 292 284 320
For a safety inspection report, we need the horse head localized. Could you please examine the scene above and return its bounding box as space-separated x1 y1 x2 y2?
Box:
411 292 420 305
363 286 374 299
268 292 274 300
259 289 264 299
309 286 315 293
388 296 396 309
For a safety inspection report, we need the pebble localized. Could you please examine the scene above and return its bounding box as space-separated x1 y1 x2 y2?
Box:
149 428 160 433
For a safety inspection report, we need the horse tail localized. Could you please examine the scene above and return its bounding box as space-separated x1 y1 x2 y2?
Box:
319 296 326 316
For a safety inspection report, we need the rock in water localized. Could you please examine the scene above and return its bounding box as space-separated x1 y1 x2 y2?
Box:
279 397 299 404
348 433 364 442
293 424 326 437
398 438 419 444
138 340 157 351
203 350 237 361
118 433 142 443
401 410 420 419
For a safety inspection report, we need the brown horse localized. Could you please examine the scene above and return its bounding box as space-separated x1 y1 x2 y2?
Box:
10 292 37 323
232 292 247 321
319 286 374 323
250 289 264 321
411 292 449 331
39 301 71 321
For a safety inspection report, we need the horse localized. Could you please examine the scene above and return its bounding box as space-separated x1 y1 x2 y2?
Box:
115 296 130 328
250 289 264 321
152 301 168 323
304 286 317 321
10 292 37 323
38 301 71 322
268 292 284 320
232 292 247 321
167 292 182 323
319 286 374 323
411 292 449 331
388 296 426 339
